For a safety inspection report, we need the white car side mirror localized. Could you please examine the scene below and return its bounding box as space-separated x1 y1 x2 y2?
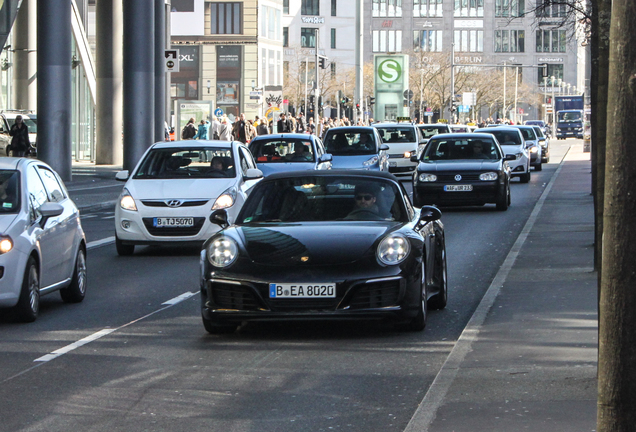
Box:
115 170 130 181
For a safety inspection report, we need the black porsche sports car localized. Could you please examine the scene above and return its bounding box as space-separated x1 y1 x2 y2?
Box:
200 170 447 334
411 133 513 211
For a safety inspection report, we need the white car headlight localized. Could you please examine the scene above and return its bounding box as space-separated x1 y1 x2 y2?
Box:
418 173 437 182
212 187 237 210
0 236 13 254
529 146 538 153
479 172 498 181
363 156 379 167
119 188 137 211
207 236 239 267
404 151 415 158
377 234 410 266
514 152 523 160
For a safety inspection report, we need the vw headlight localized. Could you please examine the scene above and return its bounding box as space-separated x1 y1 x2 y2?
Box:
0 236 13 254
363 156 379 167
119 188 137 211
418 173 437 182
377 234 410 265
479 172 498 181
207 236 239 268
212 187 237 210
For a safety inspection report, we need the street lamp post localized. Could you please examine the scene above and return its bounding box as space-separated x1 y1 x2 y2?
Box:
550 76 556 126
543 76 548 125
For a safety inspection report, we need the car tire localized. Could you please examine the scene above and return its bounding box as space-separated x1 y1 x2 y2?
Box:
427 232 448 310
496 185 510 211
520 170 531 183
534 162 543 171
15 256 40 323
202 316 238 334
115 236 135 256
405 261 428 331
60 247 87 303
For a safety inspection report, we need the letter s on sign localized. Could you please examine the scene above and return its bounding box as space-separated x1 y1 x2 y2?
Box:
378 59 402 83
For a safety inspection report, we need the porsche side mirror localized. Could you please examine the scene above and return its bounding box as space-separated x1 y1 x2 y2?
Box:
115 170 130 181
319 153 333 163
379 144 389 151
419 205 442 223
209 209 229 228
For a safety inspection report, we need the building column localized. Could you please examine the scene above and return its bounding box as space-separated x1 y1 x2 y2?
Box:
123 0 155 171
37 0 72 181
95 0 123 165
154 0 166 142
13 0 37 111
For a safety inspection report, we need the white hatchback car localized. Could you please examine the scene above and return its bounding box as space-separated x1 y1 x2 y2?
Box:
474 127 531 183
372 121 424 175
114 141 263 255
0 158 87 322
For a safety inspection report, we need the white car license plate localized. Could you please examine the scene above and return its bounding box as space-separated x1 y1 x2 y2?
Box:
389 162 397 167
153 217 194 228
444 185 473 192
269 283 336 298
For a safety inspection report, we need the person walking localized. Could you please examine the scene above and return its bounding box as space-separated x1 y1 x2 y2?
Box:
218 117 233 141
9 115 29 157
194 119 210 140
277 112 292 133
255 116 269 136
209 115 221 140
296 113 306 133
307 117 316 135
181 117 197 139
232 113 255 144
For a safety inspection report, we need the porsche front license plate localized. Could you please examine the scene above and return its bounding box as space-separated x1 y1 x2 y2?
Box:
153 217 194 228
444 185 473 192
269 283 336 298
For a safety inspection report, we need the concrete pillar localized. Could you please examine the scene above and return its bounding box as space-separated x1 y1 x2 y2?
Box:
13 0 37 111
123 0 154 171
154 0 166 142
95 0 123 165
37 0 72 181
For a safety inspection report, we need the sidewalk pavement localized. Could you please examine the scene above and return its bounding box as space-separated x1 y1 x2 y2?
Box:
407 143 598 431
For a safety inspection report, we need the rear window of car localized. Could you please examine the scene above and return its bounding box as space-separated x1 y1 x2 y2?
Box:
238 176 406 223
423 138 501 161
517 128 537 140
323 130 376 155
418 125 449 138
249 139 315 162
374 126 416 143
476 129 522 146
0 170 20 213
133 147 236 179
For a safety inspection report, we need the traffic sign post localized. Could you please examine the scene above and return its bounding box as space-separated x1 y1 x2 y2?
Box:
214 107 223 117
164 49 179 73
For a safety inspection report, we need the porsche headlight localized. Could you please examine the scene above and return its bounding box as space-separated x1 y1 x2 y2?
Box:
479 172 498 181
363 156 379 167
377 234 410 266
207 236 238 267
119 188 137 211
212 187 237 210
0 236 13 254
418 173 437 182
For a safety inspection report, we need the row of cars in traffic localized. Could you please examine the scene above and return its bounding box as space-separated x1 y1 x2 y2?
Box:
0 118 550 333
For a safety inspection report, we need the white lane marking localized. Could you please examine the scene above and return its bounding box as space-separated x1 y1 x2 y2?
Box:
34 329 117 362
87 236 115 250
102 216 115 220
162 291 197 305
404 145 573 432
67 183 122 192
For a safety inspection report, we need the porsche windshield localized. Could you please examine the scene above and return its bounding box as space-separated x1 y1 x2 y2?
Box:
423 138 501 161
0 170 20 213
133 147 236 179
249 139 315 162
324 131 376 155
238 176 407 223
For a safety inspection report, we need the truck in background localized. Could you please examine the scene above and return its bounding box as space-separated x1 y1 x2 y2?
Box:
554 95 584 140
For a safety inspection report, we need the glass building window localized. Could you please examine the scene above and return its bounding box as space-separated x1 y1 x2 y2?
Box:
535 0 566 17
372 0 403 18
454 30 483 52
538 63 563 84
331 28 336 49
302 0 319 15
372 30 402 52
495 0 524 17
494 30 524 52
210 3 242 35
301 28 317 48
330 62 337 78
536 29 566 52
283 0 289 14
454 0 484 17
283 27 288 47
332 0 337 16
413 30 443 51
413 0 443 17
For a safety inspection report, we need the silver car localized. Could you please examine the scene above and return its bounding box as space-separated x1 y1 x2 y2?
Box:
0 157 87 322
474 127 531 183
322 126 389 171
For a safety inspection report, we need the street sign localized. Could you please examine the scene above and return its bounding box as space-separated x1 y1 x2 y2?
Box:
164 49 179 72
403 89 414 99
424 112 434 116
214 107 223 117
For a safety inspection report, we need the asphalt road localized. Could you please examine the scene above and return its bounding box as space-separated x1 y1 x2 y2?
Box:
0 139 574 432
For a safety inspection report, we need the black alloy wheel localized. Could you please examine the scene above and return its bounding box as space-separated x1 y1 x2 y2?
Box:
60 247 87 303
405 260 428 331
16 256 40 322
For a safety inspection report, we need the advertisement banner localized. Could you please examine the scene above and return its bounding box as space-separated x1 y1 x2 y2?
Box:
177 100 214 134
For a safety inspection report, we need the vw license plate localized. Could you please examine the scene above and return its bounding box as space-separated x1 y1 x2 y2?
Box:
153 217 194 228
269 283 336 298
444 185 473 192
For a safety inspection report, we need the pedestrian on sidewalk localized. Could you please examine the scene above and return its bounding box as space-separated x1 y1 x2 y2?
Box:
218 117 232 141
181 118 197 140
194 119 210 140
9 115 29 157
232 113 255 143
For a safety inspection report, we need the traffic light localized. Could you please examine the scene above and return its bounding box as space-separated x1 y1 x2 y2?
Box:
318 96 323 106
345 97 351 103
319 56 327 69
369 96 375 106
540 63 548 78
310 95 315 105
356 103 360 109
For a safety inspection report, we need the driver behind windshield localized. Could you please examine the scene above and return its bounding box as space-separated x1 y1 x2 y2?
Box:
345 183 381 220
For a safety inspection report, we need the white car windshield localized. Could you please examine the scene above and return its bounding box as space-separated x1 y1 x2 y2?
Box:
133 147 236 179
